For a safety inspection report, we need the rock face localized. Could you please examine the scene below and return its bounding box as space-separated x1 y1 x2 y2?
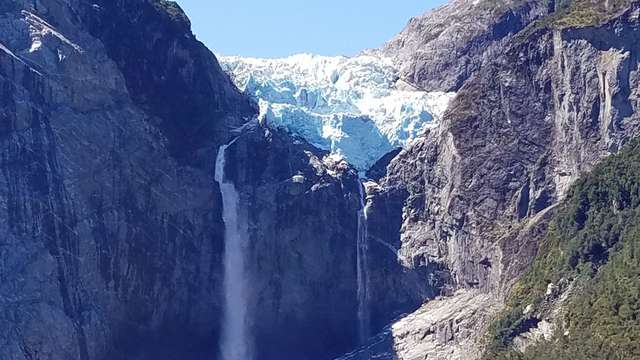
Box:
222 125 363 360
0 0 252 358
384 0 640 293
364 0 640 358
0 1 365 359
379 0 552 92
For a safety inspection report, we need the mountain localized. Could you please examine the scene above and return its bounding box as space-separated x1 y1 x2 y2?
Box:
0 1 368 359
379 0 552 91
1 0 640 360
347 0 640 359
0 0 252 358
485 136 640 360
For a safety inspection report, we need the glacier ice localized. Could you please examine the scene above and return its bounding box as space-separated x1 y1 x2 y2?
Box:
221 53 455 172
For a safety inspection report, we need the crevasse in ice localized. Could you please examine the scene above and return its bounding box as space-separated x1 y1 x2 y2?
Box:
220 53 455 172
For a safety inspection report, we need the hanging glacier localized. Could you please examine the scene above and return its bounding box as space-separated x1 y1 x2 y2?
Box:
220 53 455 172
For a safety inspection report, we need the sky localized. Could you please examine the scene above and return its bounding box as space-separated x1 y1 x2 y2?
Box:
175 0 447 58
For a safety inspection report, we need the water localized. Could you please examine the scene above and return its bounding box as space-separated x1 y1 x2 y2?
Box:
215 142 253 360
356 181 371 345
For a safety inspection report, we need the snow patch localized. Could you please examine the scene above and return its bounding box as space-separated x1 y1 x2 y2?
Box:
23 11 83 53
28 39 42 53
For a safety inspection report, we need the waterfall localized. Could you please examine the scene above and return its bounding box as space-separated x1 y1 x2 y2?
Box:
356 181 370 345
215 141 253 360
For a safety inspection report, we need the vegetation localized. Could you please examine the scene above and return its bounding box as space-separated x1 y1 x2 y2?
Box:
484 139 640 360
551 0 632 28
514 0 633 42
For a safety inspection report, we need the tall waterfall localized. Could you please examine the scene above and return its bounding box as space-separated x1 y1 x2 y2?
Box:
356 181 370 345
215 142 252 360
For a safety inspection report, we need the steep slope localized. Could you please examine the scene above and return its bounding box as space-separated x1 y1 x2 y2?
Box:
349 0 640 358
485 138 640 360
222 124 364 360
379 0 552 91
0 1 365 359
77 0 255 162
0 0 253 358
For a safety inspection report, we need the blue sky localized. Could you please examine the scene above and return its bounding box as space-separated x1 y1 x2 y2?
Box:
175 0 447 58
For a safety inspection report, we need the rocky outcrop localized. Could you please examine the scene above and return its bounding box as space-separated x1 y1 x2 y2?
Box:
379 0 552 92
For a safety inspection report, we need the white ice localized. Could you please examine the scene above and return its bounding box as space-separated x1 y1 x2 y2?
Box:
221 53 455 172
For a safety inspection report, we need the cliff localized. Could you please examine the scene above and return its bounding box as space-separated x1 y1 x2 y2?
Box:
357 0 640 358
0 1 364 359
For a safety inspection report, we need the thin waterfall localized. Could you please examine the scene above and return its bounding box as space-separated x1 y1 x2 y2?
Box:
356 181 370 345
215 141 253 360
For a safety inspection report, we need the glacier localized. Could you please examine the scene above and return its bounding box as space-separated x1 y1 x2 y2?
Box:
220 53 455 172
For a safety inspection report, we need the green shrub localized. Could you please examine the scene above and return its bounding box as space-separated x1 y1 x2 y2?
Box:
484 139 640 360
514 0 633 42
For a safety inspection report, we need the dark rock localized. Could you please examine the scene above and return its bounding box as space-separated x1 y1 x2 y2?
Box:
0 1 363 360
222 125 362 360
365 147 401 181
379 0 552 92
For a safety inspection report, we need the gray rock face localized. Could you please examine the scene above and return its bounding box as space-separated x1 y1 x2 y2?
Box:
385 0 640 293
0 1 365 359
363 179 447 334
0 1 249 358
379 0 551 92
362 1 640 358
